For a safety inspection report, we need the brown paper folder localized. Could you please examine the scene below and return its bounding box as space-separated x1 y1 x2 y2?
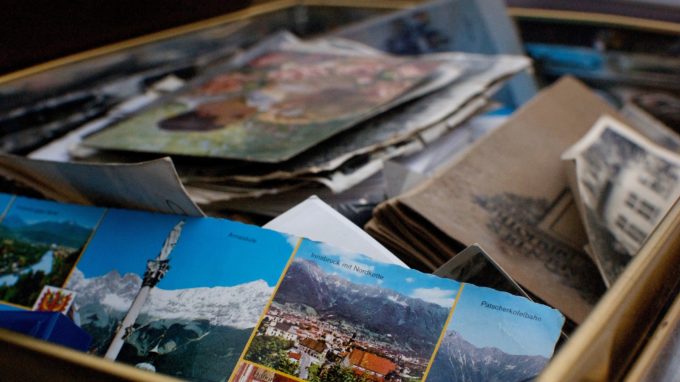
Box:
367 77 620 323
367 76 680 380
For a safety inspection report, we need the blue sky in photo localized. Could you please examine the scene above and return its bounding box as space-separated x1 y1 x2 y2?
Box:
294 239 460 308
0 193 14 217
2 195 104 229
75 209 295 290
446 284 564 358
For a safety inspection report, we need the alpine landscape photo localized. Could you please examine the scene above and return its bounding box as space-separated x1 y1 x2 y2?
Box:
427 283 564 382
243 240 459 382
65 209 296 381
0 194 104 307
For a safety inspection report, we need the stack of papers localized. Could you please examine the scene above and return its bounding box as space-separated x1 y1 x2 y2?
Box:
45 32 529 212
366 78 612 324
365 76 680 328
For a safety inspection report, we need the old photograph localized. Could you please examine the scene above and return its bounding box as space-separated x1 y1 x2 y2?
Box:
83 35 452 163
564 115 680 285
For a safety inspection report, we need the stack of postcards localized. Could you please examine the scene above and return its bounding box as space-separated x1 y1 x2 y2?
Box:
60 31 528 214
0 192 565 382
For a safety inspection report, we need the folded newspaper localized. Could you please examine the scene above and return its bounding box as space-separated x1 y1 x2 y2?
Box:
0 194 564 381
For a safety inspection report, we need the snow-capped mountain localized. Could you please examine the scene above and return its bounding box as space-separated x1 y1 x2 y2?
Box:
68 268 141 308
274 259 450 353
427 330 549 382
67 268 273 329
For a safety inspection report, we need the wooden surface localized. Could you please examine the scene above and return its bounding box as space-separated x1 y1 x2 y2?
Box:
0 1 253 75
0 328 181 382
539 198 680 381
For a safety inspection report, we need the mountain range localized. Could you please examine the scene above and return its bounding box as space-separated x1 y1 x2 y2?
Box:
66 268 264 381
67 268 273 329
0 216 92 248
427 331 549 382
274 258 450 354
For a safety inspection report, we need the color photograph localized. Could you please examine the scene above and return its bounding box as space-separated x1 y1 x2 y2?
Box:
0 195 104 307
84 43 442 162
426 284 564 382
243 239 458 382
232 361 299 382
66 209 297 382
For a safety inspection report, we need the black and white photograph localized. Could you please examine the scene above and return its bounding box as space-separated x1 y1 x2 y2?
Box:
564 115 680 285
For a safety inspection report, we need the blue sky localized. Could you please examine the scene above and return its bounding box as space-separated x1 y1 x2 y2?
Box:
294 239 460 308
0 193 14 216
74 209 295 290
446 284 564 358
1 195 104 229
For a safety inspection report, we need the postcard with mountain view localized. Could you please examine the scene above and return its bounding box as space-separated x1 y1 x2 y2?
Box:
64 210 298 381
427 283 564 382
0 194 298 382
0 194 104 308
83 37 446 162
0 194 563 382
236 239 564 382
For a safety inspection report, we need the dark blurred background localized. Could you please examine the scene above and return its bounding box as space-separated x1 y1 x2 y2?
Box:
5 0 680 76
0 0 251 75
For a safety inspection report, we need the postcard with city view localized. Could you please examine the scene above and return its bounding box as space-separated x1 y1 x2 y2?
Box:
240 239 459 382
237 239 564 382
83 36 444 163
0 194 564 382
